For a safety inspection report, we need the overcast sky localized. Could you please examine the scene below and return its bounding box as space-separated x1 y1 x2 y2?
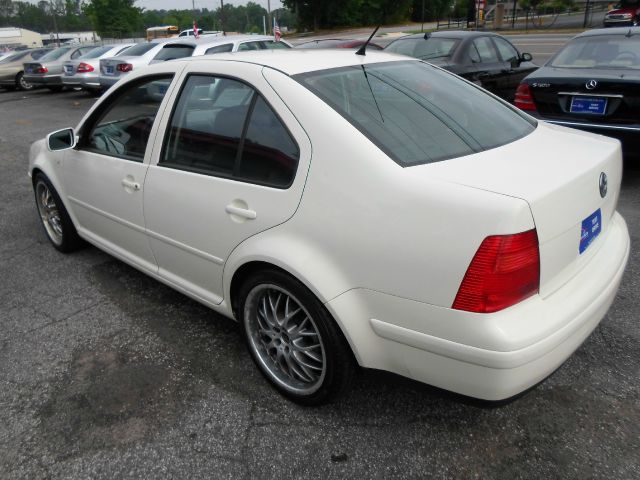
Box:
135 0 284 10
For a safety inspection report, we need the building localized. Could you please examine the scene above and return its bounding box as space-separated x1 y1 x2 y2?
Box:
0 28 43 49
41 31 100 46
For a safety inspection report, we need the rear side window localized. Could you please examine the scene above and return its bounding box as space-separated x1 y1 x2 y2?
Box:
161 74 299 187
263 41 290 49
205 44 233 55
295 61 535 167
473 37 499 62
153 44 195 61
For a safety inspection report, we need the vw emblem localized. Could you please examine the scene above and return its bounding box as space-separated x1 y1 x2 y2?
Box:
599 172 608 198
586 79 598 90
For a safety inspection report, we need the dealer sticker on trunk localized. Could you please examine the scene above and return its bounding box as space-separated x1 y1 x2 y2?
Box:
580 208 602 254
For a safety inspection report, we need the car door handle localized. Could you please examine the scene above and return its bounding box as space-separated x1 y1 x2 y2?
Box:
121 178 141 191
225 204 257 220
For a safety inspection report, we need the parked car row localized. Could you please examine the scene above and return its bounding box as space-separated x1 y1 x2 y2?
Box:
0 35 292 93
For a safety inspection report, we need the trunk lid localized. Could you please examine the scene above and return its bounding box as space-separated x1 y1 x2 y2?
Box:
529 67 640 126
419 122 622 297
23 62 43 75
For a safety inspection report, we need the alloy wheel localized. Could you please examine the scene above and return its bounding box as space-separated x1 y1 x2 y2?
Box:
35 181 63 246
244 284 327 395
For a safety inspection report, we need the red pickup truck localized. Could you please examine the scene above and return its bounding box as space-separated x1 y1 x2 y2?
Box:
603 0 640 26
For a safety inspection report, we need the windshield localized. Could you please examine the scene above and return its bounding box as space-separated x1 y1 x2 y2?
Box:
385 37 459 60
79 46 112 59
295 61 535 167
121 42 156 57
550 35 640 69
38 47 72 62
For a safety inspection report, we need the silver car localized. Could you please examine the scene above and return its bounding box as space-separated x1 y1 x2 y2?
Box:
23 45 99 92
0 48 51 90
62 43 134 91
99 40 172 91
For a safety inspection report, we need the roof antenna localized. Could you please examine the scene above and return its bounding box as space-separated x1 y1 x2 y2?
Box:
356 25 380 56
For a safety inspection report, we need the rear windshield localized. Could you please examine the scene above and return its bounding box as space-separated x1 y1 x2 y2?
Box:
294 61 536 167
0 50 30 63
120 42 156 57
385 37 460 60
79 46 112 59
153 44 195 61
38 47 72 62
550 34 640 69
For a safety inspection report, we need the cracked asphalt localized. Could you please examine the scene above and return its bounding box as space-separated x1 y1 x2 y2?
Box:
1 87 639 480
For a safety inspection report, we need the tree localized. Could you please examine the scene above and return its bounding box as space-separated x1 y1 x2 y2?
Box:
83 0 142 38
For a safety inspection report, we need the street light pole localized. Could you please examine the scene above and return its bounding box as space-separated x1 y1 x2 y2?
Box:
220 0 225 35
50 1 60 47
267 0 272 35
421 0 425 32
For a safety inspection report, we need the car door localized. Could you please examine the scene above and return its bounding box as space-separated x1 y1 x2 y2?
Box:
63 74 176 272
468 36 503 95
491 36 534 102
143 62 311 305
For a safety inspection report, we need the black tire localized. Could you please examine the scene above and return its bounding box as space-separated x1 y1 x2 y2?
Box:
47 86 63 93
33 173 83 253
15 72 33 91
238 269 356 406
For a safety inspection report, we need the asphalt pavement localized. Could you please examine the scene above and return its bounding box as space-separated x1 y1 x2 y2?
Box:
1 70 639 479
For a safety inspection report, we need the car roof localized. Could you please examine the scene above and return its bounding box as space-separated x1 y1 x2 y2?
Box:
393 30 499 40
575 26 640 37
163 34 275 47
173 49 416 75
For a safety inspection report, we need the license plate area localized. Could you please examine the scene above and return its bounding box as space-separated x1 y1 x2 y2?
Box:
105 65 114 75
64 66 73 75
570 96 607 115
580 209 602 254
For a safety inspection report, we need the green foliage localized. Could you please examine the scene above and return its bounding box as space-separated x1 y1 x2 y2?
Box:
284 0 413 30
83 0 142 38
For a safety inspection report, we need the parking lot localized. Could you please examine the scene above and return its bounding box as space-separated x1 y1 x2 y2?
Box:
1 85 639 479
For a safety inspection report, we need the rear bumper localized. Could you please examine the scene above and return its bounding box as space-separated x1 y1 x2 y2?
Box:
326 212 630 400
23 74 63 86
99 75 120 88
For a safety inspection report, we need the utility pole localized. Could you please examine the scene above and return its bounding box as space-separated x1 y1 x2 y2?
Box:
421 0 425 32
220 0 225 35
583 0 591 28
50 1 60 47
267 0 272 35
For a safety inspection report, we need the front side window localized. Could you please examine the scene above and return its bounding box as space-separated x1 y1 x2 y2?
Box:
81 75 173 162
473 37 499 62
238 41 262 51
295 61 535 167
493 37 519 63
161 74 299 187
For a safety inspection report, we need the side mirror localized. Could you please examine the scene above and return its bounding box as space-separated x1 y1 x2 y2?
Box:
46 128 76 151
520 52 533 62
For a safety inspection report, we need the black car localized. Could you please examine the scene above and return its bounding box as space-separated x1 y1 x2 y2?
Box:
515 27 639 159
384 31 537 102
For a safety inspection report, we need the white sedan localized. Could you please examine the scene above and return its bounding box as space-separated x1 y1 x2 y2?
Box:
29 49 630 405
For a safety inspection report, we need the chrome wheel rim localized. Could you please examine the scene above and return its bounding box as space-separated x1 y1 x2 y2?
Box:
244 285 326 395
35 181 63 246
19 75 32 90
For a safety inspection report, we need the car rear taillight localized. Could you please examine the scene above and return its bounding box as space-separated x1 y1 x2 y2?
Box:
116 63 133 72
514 83 537 112
76 62 94 73
36 66 48 74
452 229 540 313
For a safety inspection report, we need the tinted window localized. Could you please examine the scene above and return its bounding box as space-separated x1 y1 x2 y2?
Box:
295 61 535 167
385 37 459 60
0 50 30 62
473 37 499 62
493 37 519 62
205 43 233 55
32 49 52 60
238 41 261 51
72 47 97 59
38 47 72 62
161 75 298 187
263 41 290 50
82 75 173 161
121 42 156 56
153 44 195 61
550 34 640 69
